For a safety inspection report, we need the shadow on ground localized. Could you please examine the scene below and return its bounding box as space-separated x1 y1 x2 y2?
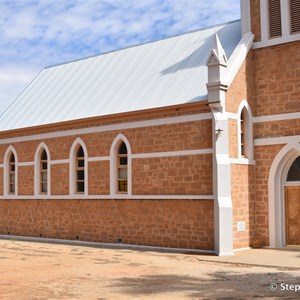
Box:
110 271 300 299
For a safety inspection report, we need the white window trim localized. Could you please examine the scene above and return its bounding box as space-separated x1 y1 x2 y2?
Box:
237 100 254 161
3 145 18 196
0 194 214 200
69 138 88 196
34 142 51 196
110 134 132 196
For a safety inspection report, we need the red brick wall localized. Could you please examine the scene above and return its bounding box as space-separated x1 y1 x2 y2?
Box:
0 199 214 250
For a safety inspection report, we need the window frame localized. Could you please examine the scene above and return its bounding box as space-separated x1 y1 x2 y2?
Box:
69 138 88 196
110 134 132 196
237 101 254 162
8 153 16 194
34 143 50 196
75 146 85 194
4 146 18 196
116 142 128 194
40 149 48 194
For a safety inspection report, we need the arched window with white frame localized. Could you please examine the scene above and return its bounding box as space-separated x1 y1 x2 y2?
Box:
8 153 16 194
110 134 132 195
70 138 88 195
4 146 18 196
34 143 51 195
75 146 85 193
238 101 253 161
117 141 128 193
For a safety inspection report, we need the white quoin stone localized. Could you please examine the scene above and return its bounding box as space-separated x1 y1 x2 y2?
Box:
207 34 233 256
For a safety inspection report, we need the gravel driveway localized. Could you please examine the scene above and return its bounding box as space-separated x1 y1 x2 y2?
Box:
0 239 299 299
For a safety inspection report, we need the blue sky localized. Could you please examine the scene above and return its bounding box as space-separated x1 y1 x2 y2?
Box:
0 0 240 115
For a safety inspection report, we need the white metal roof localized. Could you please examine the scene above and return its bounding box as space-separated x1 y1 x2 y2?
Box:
0 20 241 132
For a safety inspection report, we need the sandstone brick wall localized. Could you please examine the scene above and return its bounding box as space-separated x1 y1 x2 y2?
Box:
88 161 110 195
132 154 212 195
253 144 284 246
254 119 300 138
0 109 214 250
226 51 256 249
226 51 254 114
228 119 238 158
253 41 300 116
0 199 214 250
0 117 212 197
18 166 34 195
0 169 3 195
231 164 255 249
250 0 261 42
50 164 69 195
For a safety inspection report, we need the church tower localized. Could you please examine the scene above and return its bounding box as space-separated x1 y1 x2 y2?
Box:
241 0 300 48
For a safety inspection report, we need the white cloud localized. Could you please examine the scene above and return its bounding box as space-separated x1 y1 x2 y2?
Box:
0 0 240 115
0 66 38 116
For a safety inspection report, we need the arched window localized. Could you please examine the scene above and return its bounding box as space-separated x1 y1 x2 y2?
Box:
8 153 16 194
4 146 18 196
75 146 85 193
40 149 48 193
240 108 246 157
70 138 88 195
238 102 253 161
110 134 131 195
34 143 50 195
287 156 300 182
117 141 128 193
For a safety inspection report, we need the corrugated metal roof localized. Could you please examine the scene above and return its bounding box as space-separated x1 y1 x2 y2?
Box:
0 20 241 132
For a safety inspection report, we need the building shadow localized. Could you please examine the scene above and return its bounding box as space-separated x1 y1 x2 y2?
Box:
109 270 300 299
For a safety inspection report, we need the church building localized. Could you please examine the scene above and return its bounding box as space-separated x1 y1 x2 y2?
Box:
0 0 299 255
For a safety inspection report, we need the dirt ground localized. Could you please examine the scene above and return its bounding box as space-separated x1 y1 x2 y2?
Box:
0 239 299 299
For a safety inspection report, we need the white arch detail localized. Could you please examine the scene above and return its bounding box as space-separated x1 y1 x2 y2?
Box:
110 133 132 195
69 137 88 195
4 145 18 196
237 100 253 160
34 142 51 195
268 141 300 247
